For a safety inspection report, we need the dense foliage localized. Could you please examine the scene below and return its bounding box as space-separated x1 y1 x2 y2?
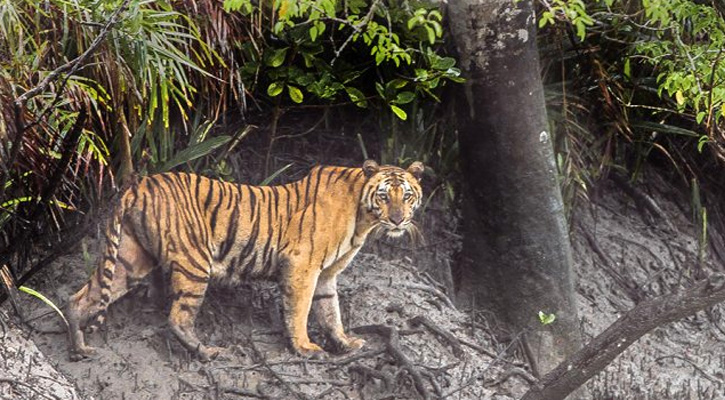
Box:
0 0 460 270
537 0 725 212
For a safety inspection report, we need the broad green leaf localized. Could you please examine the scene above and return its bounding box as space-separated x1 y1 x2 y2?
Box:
309 25 318 41
288 85 304 103
433 57 456 70
696 111 706 124
267 81 284 97
345 87 368 108
426 26 435 44
390 104 407 120
266 48 289 67
394 91 416 105
675 90 685 106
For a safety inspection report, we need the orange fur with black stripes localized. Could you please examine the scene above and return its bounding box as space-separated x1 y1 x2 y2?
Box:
66 160 424 361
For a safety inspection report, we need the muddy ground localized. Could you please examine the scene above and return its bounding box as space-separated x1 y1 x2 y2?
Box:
3 169 725 399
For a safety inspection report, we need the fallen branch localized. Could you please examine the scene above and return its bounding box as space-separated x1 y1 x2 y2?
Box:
349 364 395 388
353 324 432 400
522 272 725 400
408 315 465 359
399 283 456 309
218 386 267 398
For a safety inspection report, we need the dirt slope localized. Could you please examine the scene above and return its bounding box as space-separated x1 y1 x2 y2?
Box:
577 176 725 400
12 251 528 400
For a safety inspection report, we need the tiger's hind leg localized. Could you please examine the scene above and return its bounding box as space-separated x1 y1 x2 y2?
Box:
67 228 156 361
165 257 219 361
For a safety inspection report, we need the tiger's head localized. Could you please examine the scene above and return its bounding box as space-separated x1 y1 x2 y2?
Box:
361 160 424 240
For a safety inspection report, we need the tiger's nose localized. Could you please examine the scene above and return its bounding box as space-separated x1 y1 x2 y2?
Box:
390 211 404 226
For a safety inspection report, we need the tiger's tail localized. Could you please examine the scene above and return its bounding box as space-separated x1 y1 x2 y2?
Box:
85 189 133 331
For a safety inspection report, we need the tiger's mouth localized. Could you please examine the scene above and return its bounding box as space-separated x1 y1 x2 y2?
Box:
386 227 407 238
372 221 424 245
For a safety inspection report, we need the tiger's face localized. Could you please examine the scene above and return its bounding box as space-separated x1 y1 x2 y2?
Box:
362 160 424 238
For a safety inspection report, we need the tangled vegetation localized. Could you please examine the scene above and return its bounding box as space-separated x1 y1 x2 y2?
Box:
540 0 725 210
0 0 460 275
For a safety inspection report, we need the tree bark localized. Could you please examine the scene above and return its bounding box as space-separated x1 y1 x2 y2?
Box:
522 273 725 400
448 0 585 381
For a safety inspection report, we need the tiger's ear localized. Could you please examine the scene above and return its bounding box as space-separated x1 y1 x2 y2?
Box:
363 160 380 178
407 161 424 181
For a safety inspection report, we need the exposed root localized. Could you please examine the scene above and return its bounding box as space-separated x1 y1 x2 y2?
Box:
408 315 465 359
353 324 432 400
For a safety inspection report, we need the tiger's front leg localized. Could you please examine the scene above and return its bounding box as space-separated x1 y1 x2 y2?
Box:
280 262 325 357
312 272 365 353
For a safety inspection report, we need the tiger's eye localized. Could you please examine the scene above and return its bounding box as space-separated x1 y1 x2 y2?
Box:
379 193 389 202
403 193 412 200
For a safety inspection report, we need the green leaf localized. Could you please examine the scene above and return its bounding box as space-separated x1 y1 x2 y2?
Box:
260 163 293 185
386 79 408 91
433 57 456 70
288 85 304 103
158 136 232 172
394 91 416 105
624 58 631 79
675 90 685 106
19 286 69 328
309 25 318 41
426 26 435 44
538 311 556 326
345 87 368 108
266 47 289 67
696 111 707 124
390 104 407 120
267 81 284 97
698 135 709 152
375 82 386 99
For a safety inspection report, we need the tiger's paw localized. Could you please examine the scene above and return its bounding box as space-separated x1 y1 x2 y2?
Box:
335 335 366 353
294 341 326 359
197 345 228 362
69 345 97 362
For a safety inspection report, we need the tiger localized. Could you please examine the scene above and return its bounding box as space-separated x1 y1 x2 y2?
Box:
66 160 424 361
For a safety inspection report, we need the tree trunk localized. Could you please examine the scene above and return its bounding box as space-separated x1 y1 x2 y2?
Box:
448 0 585 381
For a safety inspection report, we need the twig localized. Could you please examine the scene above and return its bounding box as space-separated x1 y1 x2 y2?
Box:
353 324 432 400
653 355 724 385
399 283 456 309
408 315 465 359
0 377 58 400
349 364 395 388
485 367 538 386
14 0 131 106
244 335 308 400
330 0 381 65
610 173 675 232
218 386 268 398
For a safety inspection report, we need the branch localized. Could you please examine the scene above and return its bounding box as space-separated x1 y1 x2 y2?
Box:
14 0 131 106
353 324 432 400
521 272 725 400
